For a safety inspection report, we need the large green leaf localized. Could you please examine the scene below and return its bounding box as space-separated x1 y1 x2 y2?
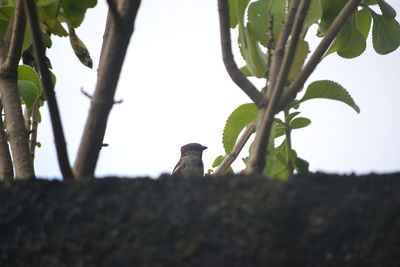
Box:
356 8 372 39
60 0 97 28
18 65 42 95
39 0 60 18
239 28 269 78
297 80 360 113
369 9 400 55
223 103 258 154
247 0 286 47
319 0 346 35
237 0 268 78
325 14 366 59
376 0 396 19
18 80 38 109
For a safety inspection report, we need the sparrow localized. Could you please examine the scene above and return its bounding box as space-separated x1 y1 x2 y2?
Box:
172 143 207 177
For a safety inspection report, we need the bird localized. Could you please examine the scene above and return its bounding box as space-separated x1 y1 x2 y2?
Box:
172 143 207 177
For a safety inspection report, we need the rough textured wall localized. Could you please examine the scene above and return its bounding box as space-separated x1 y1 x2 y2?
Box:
1 173 399 267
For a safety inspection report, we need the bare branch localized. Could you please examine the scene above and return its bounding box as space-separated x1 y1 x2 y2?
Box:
0 104 13 181
266 0 299 98
29 97 40 159
218 0 263 107
278 0 363 111
247 0 311 174
73 0 141 178
23 0 74 180
213 121 256 176
4 0 26 70
81 87 123 104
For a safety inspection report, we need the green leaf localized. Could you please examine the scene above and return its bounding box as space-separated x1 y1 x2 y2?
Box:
212 155 225 168
68 25 93 68
240 65 253 77
228 0 238 28
223 103 258 154
239 28 268 78
285 111 301 123
376 0 396 19
288 39 310 81
290 117 311 129
298 80 360 113
18 65 42 95
0 6 14 36
294 157 309 173
303 0 322 33
369 9 400 55
18 80 38 109
319 0 347 35
356 8 372 39
326 14 366 59
38 6 68 36
39 0 60 18
247 0 286 47
272 118 285 138
60 0 97 28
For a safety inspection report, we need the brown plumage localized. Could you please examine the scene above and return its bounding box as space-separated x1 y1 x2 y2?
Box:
172 143 207 177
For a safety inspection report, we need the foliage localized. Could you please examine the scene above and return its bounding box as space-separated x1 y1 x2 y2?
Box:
0 0 96 160
213 0 400 179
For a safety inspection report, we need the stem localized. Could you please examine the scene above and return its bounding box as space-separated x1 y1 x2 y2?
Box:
0 104 13 180
217 0 263 107
29 97 40 159
73 0 141 178
23 0 73 180
278 0 363 111
247 0 311 174
283 109 293 175
0 0 35 179
213 121 256 176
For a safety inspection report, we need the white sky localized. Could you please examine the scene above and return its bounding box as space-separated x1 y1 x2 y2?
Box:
35 0 400 179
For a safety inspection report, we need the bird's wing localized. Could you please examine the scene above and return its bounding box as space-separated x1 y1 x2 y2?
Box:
172 158 183 175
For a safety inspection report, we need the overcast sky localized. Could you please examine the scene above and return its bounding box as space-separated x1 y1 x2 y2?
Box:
35 0 400 179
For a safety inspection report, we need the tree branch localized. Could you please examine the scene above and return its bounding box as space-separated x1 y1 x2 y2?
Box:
213 121 256 176
73 0 141 178
247 0 311 174
218 0 263 107
106 0 125 31
23 0 74 180
4 0 25 70
278 0 363 111
0 104 13 181
266 0 299 99
0 0 34 179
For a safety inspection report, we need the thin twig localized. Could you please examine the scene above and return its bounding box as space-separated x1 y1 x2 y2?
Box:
23 0 74 180
218 0 263 107
247 0 311 174
29 97 40 159
278 0 362 111
213 121 256 176
81 87 123 104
